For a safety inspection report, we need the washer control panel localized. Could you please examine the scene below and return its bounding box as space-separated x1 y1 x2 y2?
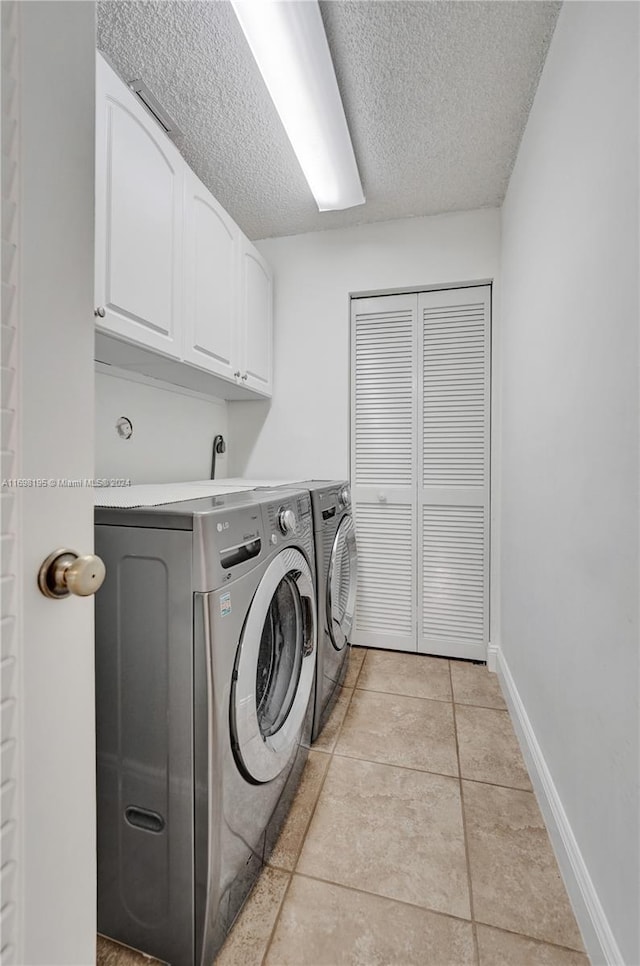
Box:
278 507 297 535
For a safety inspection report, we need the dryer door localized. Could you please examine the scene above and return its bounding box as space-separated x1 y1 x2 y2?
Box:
327 514 358 650
232 547 316 784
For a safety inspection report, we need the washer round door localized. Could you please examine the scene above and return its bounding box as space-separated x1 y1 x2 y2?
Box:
232 547 317 784
327 514 358 651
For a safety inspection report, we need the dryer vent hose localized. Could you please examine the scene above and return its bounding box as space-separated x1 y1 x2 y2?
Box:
211 434 226 479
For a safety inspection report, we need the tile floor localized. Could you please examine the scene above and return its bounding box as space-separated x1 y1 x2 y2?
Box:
98 648 589 966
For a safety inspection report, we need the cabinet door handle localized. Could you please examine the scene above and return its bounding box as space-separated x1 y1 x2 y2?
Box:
234 370 241 378
241 373 248 381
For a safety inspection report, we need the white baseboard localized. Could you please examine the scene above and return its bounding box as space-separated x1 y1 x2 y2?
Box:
495 645 624 966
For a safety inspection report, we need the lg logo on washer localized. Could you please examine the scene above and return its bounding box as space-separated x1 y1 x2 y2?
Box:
216 521 230 532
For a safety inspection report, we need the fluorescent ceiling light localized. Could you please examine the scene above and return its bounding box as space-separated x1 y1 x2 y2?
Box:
231 0 365 212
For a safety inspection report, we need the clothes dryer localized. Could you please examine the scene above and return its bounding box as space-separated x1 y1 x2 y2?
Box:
94 486 316 966
303 481 358 739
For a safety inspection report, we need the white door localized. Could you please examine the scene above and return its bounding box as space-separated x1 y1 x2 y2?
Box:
350 287 490 660
1 4 97 964
183 169 240 381
350 294 418 651
418 287 490 660
95 54 183 359
239 238 273 396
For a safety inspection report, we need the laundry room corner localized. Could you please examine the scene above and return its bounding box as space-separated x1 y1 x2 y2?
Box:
95 365 230 483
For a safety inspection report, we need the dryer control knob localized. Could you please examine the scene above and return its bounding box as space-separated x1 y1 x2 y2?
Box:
278 508 297 535
339 485 351 508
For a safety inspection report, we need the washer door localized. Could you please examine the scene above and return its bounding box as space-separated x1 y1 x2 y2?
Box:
232 547 316 784
327 514 358 651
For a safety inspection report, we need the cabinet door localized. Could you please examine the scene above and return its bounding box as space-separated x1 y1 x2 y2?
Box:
183 169 239 381
95 55 183 358
239 238 273 396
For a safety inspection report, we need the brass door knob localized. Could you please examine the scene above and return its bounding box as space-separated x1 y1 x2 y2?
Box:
38 549 106 600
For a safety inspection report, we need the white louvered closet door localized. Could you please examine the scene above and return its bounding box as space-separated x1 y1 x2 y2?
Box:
418 286 490 659
350 286 490 659
350 295 418 651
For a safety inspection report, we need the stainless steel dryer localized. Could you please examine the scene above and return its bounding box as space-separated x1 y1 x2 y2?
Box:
94 487 316 966
303 481 358 739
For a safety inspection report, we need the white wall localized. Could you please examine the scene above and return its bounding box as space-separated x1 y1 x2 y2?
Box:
228 208 500 480
499 3 639 964
95 367 228 482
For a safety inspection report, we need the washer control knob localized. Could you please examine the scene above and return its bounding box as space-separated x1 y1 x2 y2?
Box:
278 508 296 535
339 485 351 508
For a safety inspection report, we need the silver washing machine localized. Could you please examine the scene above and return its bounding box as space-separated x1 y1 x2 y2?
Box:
94 487 316 966
211 478 359 741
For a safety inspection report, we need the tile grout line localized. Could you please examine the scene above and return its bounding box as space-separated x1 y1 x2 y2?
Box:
354 682 507 712
330 749 533 793
471 918 590 958
449 659 480 966
286 869 590 957
260 650 363 964
349 646 367 690
260 745 333 964
291 867 474 925
258 870 294 966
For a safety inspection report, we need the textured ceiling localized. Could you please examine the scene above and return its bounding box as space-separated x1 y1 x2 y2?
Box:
97 1 561 240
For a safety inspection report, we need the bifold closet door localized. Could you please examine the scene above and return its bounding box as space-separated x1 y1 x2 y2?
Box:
418 286 490 660
350 294 418 652
350 286 490 659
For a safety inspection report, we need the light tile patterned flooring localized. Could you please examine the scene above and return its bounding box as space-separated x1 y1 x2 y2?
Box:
98 648 589 966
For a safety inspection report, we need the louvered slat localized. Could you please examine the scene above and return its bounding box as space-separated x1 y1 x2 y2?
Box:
352 502 415 645
421 505 486 643
353 305 414 487
422 298 487 489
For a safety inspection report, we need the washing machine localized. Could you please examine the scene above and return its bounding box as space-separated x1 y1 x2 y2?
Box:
94 485 317 966
217 478 358 740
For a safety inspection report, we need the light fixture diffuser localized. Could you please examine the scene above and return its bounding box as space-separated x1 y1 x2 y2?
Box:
231 0 365 212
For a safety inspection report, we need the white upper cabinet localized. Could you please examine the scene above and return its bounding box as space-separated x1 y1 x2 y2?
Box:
95 55 183 358
94 55 273 399
183 169 240 381
239 238 273 396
